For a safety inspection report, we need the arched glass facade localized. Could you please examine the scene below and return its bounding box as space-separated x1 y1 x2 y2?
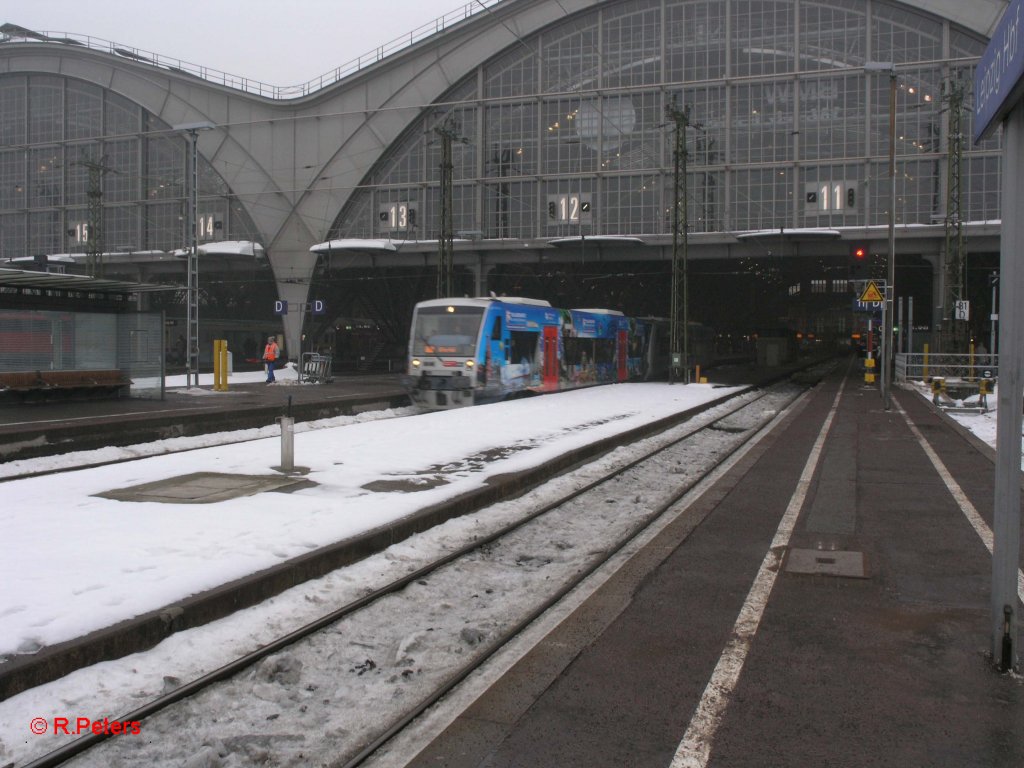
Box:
0 74 259 260
331 0 999 242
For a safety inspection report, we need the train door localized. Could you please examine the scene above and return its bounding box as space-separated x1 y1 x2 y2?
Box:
485 314 504 384
542 325 559 390
617 330 628 381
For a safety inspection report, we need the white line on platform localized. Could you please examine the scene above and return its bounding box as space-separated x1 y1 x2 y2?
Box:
895 400 1024 604
670 377 847 768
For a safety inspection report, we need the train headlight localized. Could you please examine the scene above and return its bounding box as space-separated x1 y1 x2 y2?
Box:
465 360 475 368
412 358 421 367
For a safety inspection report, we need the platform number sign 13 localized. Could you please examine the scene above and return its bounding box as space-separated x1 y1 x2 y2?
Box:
379 202 416 231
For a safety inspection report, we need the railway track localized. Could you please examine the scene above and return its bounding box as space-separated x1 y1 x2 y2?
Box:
19 374 823 768
0 405 419 483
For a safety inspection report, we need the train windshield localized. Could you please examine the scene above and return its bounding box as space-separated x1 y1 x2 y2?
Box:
412 305 484 356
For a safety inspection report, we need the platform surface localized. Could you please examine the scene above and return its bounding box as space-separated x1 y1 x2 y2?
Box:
399 364 1023 768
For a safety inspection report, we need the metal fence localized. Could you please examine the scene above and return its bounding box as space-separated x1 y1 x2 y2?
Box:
3 1 500 99
895 352 998 383
299 353 333 384
0 308 165 399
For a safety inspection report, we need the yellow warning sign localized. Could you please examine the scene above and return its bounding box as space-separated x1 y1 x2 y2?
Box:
859 281 884 303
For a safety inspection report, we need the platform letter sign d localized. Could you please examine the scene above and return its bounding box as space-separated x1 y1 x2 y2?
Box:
274 300 288 315
313 300 326 316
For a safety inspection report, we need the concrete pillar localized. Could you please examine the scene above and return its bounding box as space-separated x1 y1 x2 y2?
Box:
268 249 317 362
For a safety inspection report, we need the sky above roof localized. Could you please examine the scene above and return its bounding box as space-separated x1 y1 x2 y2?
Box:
5 0 464 86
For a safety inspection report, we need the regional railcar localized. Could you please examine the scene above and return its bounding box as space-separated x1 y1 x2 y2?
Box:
634 317 715 381
404 297 668 409
0 310 76 371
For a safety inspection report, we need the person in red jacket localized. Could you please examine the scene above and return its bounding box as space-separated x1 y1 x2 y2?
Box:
263 335 280 383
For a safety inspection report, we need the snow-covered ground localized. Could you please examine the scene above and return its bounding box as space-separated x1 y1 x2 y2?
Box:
1 377 758 767
0 379 744 660
0 373 1014 767
943 396 1000 448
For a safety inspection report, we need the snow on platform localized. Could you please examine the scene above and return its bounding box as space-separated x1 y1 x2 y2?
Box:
1 382 740 659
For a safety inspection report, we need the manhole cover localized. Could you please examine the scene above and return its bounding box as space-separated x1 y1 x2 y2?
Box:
785 548 867 579
96 472 315 504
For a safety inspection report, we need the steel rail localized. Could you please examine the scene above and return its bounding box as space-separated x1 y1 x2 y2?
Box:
19 376 820 768
337 384 812 767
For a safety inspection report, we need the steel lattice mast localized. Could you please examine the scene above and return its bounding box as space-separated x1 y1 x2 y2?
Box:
942 77 968 352
667 99 691 384
434 122 459 299
72 156 114 278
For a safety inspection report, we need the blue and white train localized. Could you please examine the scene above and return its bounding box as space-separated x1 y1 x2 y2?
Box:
404 296 709 409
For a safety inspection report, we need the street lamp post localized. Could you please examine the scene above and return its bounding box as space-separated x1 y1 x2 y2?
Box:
172 121 215 389
866 62 897 410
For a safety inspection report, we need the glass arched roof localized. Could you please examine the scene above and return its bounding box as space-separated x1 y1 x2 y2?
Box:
330 0 997 242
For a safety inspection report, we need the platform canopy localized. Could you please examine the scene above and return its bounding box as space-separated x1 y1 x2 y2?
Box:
0 267 172 295
310 239 400 254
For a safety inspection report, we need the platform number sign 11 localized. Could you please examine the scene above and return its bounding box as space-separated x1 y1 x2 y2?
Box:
805 182 857 215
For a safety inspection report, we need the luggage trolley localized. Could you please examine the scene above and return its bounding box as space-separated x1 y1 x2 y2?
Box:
300 352 333 383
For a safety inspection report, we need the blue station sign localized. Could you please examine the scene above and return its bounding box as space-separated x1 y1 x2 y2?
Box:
853 298 882 315
974 0 1024 143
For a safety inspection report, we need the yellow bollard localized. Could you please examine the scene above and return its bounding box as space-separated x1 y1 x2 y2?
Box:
213 339 229 391
864 356 876 384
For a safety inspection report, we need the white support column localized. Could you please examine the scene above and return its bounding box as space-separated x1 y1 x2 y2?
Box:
269 249 318 363
992 103 1023 669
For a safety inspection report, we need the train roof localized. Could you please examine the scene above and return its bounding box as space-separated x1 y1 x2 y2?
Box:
478 296 552 307
414 296 553 309
570 308 625 316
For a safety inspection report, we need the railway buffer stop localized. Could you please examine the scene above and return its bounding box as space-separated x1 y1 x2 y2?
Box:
0 265 171 402
974 0 1024 671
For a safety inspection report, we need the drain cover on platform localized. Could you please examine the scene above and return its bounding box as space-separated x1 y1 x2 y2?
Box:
785 548 867 579
96 472 314 504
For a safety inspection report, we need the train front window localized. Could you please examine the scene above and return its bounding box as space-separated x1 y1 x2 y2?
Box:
412 306 484 356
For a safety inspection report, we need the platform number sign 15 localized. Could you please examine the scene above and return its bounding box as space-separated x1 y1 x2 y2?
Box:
70 222 90 243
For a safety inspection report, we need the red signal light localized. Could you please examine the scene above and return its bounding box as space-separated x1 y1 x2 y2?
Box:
853 246 867 260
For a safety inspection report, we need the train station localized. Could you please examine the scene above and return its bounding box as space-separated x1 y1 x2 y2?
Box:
0 1 1021 766
0 0 1010 369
